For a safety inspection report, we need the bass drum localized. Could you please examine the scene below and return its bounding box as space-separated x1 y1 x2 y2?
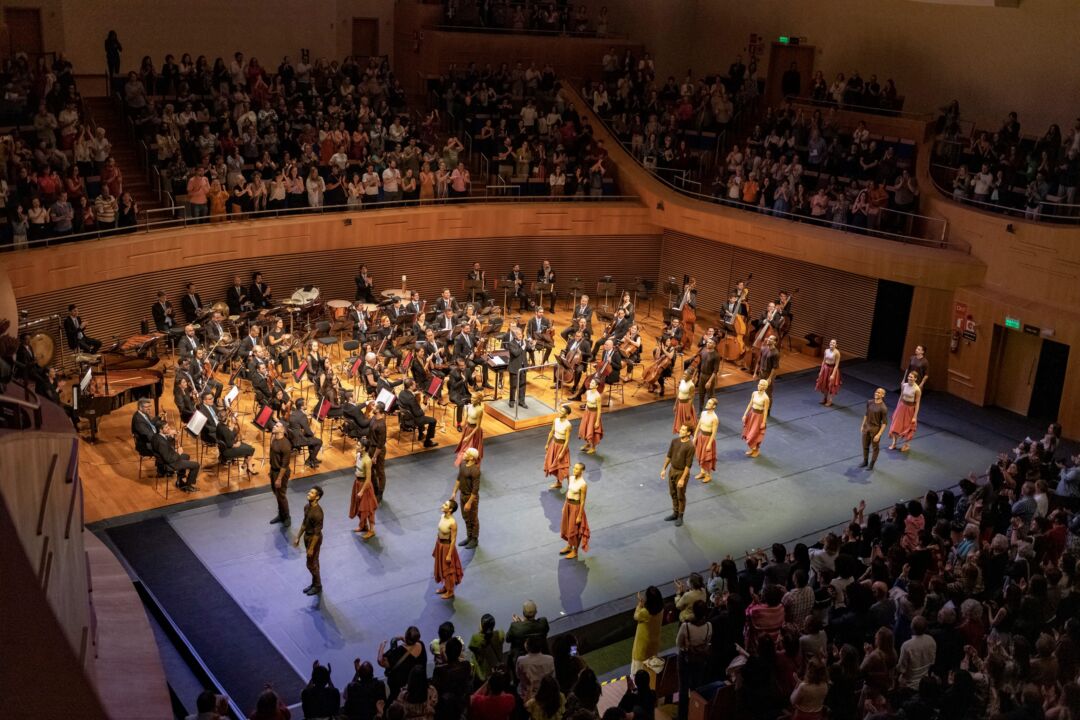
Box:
29 332 55 367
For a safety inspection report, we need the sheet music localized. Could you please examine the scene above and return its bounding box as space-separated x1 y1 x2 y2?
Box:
375 387 397 411
80 367 93 391
187 409 208 435
223 384 240 408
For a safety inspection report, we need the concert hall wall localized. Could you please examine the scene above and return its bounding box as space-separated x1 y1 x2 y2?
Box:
659 230 879 358
13 231 661 364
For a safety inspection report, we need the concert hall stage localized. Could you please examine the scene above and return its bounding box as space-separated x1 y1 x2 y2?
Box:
96 364 1036 705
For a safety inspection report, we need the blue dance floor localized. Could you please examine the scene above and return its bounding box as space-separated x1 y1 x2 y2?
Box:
100 365 1036 700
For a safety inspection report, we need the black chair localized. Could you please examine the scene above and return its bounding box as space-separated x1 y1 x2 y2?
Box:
315 320 338 359
395 409 418 450
135 434 169 498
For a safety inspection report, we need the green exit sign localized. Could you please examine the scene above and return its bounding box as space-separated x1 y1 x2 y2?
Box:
778 36 790 44
1004 316 1021 330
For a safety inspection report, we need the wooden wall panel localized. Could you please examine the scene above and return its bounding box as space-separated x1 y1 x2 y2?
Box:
659 230 879 358
16 235 661 366
903 286 954 392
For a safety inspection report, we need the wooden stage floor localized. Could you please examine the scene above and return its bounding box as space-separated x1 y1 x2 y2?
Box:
79 308 820 523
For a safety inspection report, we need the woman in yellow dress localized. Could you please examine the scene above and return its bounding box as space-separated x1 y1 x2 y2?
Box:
419 161 435 203
208 179 229 222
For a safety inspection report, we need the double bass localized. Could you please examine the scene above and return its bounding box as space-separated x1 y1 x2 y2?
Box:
719 274 752 362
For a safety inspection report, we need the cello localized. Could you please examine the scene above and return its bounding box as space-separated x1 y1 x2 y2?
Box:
642 336 678 389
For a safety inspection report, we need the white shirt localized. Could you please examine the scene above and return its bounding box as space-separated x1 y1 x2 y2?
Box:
382 167 401 192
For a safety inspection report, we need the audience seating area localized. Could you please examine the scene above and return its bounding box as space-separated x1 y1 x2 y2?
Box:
586 51 937 243
443 0 616 37
931 105 1080 222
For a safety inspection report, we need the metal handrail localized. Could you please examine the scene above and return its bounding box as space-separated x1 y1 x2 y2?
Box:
927 163 1080 223
6 193 642 252
433 24 629 40
598 111 953 249
785 95 931 121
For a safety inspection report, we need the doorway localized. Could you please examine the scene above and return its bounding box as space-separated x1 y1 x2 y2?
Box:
1029 338 1069 421
990 326 1042 415
352 18 379 59
867 280 913 363
2 7 43 58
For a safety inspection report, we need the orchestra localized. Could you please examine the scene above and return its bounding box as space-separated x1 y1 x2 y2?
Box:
38 261 820 514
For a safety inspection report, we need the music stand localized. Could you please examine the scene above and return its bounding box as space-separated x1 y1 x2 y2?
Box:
596 278 616 312
664 277 680 310
566 278 585 312
464 279 482 305
534 282 553 312
634 277 652 318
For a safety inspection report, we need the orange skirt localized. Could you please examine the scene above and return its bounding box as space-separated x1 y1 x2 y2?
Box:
814 362 842 395
560 500 591 552
673 398 696 434
694 432 716 471
742 410 766 449
578 408 603 446
544 439 570 481
348 476 378 525
454 425 484 466
433 539 464 587
889 401 917 441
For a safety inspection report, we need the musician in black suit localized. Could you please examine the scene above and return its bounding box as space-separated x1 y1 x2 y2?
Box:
594 339 623 391
434 288 458 315
447 357 471 430
374 315 401 369
452 323 489 387
354 264 377 303
561 295 594 341
15 334 44 385
466 262 489 305
536 260 557 313
151 422 201 492
406 291 423 317
151 291 177 333
196 392 220 442
63 305 101 353
181 282 205 322
435 306 456 336
249 271 273 309
591 308 630 356
721 294 742 333
132 398 165 475
287 397 323 468
398 378 437 447
507 264 530 312
525 307 553 365
751 302 783 336
348 301 369 342
216 414 258 474
177 324 200 360
559 330 588 398
226 274 250 315
506 327 528 408
238 325 261 361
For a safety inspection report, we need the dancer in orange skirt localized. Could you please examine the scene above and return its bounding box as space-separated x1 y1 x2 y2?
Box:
559 463 590 559
814 339 843 406
454 392 485 466
578 379 604 454
888 372 922 452
349 440 378 539
545 404 573 489
673 370 697 434
694 398 719 483
433 498 463 599
741 379 771 457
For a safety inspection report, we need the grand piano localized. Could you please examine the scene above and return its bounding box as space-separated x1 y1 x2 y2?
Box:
77 333 166 440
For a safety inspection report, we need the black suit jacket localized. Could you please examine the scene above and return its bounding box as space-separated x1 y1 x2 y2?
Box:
506 339 525 374
205 321 224 344
181 293 204 322
572 304 594 331
152 301 174 332
434 297 458 314
177 334 199 359
197 404 219 438
398 389 425 421
150 432 185 468
288 408 315 440
249 282 272 308
239 335 259 359
453 332 477 359
131 411 158 452
251 373 272 402
226 285 247 315
595 348 622 383
526 316 552 338
537 267 556 284
447 368 470 404
676 288 697 311
62 315 84 350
